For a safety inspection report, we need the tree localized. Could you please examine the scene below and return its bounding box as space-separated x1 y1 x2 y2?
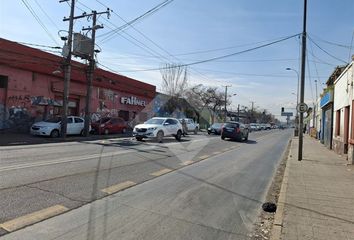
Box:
186 84 230 123
160 63 188 98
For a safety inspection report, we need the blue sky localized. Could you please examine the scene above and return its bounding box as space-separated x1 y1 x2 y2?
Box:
1 0 353 119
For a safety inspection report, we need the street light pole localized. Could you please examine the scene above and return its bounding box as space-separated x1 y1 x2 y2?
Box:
286 67 300 131
223 85 231 122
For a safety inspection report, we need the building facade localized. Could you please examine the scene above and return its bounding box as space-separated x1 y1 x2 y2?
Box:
332 61 354 163
0 38 156 131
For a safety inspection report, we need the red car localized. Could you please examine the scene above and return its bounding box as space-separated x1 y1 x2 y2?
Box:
91 117 129 134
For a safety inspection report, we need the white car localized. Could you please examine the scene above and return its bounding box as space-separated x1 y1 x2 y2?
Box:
30 116 86 138
133 117 183 142
179 118 199 134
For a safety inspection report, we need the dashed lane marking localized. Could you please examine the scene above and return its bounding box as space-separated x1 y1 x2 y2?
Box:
179 161 194 166
101 181 137 194
213 151 221 155
0 205 68 232
150 168 172 176
198 155 209 159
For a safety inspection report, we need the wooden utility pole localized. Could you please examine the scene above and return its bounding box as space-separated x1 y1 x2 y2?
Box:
83 11 105 136
62 8 110 137
60 0 75 138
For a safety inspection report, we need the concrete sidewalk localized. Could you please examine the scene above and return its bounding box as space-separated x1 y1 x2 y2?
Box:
272 135 354 240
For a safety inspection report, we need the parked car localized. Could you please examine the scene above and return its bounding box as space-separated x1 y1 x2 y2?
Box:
207 123 223 135
30 116 87 138
249 123 258 132
91 117 129 135
221 121 249 141
179 118 199 134
133 117 183 142
265 123 272 130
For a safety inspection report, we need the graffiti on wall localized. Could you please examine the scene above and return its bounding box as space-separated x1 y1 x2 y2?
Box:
1 95 61 132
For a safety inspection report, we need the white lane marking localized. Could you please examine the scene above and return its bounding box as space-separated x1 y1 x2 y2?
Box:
0 137 218 172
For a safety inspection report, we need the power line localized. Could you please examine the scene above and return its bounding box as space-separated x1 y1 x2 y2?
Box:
16 41 61 49
33 0 61 30
20 0 59 45
96 0 174 43
308 36 348 64
117 33 301 72
309 33 354 49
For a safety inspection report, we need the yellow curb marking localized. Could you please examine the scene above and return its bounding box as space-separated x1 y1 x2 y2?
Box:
101 181 136 195
198 155 209 159
150 168 172 176
0 205 68 232
180 161 194 166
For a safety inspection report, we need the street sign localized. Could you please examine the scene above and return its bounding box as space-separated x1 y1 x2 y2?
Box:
297 103 309 113
281 112 293 117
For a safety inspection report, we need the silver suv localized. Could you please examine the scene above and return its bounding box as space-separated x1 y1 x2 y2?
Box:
133 117 183 143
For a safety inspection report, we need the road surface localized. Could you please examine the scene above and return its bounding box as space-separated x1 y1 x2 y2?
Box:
0 129 292 239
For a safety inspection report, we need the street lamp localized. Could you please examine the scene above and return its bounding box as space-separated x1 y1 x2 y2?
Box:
286 67 300 136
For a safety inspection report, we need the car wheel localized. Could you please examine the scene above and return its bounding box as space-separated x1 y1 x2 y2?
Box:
122 128 127 134
156 131 164 143
104 129 109 135
194 128 198 134
244 133 249 141
175 130 182 141
136 136 143 141
207 131 211 135
50 129 59 138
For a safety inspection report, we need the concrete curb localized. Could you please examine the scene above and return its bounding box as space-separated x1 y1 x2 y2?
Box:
270 138 293 240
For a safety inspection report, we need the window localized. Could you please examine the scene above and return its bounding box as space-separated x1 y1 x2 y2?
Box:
74 118 83 123
67 117 73 124
336 109 341 136
165 119 176 125
0 75 8 88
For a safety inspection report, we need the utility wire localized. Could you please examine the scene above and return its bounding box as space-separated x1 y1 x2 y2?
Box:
96 0 174 42
307 38 323 87
309 33 354 49
16 41 61 49
20 0 59 45
308 36 348 64
117 33 301 72
33 0 61 30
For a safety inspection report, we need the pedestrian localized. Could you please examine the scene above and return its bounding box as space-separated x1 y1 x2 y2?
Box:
182 118 188 136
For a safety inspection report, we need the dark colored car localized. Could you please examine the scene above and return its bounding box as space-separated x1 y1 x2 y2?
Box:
91 117 129 135
221 121 249 141
207 123 223 135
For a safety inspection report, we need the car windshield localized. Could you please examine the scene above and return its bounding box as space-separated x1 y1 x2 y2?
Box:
212 123 222 127
145 118 165 125
45 117 61 123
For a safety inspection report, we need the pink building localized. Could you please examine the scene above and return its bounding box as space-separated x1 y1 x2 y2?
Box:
0 38 156 131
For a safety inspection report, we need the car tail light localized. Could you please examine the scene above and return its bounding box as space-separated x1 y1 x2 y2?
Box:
235 127 240 133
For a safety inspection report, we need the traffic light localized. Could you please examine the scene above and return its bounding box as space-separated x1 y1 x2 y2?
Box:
281 107 284 113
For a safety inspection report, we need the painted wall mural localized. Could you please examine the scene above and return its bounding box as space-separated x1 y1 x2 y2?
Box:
0 95 61 132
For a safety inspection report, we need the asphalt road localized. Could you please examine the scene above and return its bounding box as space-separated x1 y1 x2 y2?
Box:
0 129 292 239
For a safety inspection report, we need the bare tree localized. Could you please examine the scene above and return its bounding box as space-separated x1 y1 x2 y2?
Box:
160 63 188 98
186 84 230 123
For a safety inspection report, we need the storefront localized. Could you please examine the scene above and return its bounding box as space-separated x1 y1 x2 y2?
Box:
320 90 334 149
